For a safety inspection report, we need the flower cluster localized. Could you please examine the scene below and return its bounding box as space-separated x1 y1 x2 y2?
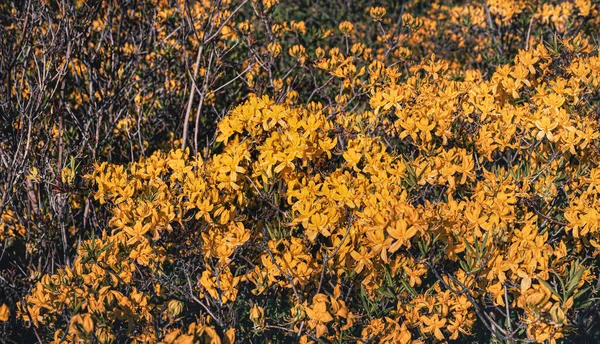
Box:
2 0 600 343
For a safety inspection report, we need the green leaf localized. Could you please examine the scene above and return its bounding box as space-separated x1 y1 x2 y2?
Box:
566 262 585 298
572 286 591 302
463 237 475 256
537 277 561 302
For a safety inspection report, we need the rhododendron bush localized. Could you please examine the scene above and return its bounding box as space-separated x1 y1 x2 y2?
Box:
1 0 600 343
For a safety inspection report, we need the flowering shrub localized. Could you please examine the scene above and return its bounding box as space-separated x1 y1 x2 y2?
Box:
1 0 600 343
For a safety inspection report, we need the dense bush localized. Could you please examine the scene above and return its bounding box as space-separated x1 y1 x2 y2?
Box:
1 0 600 343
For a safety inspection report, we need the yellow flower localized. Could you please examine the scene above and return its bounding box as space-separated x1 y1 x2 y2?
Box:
388 219 417 253
289 45 307 64
0 304 9 322
534 116 559 141
168 300 183 317
542 93 565 110
123 221 151 245
305 298 333 338
338 21 354 36
305 301 333 323
420 314 447 341
249 305 264 328
268 42 281 58
369 7 386 21
350 247 372 274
